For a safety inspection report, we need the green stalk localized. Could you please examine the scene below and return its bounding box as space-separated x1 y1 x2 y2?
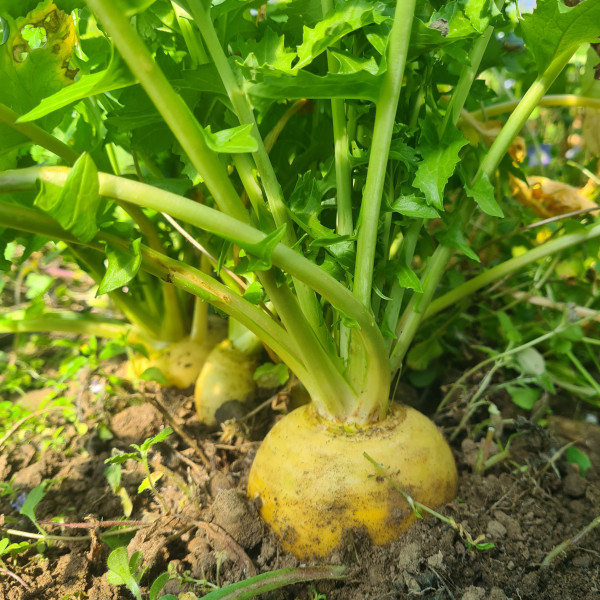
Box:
0 103 79 165
259 271 356 420
0 170 389 422
190 255 210 344
353 0 416 307
84 0 248 223
424 222 600 319
186 0 332 352
470 94 600 121
0 312 154 347
0 197 311 387
390 52 577 374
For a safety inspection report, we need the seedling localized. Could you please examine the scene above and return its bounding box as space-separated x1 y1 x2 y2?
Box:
105 428 174 514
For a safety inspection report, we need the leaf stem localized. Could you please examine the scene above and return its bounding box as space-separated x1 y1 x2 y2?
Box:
84 0 248 222
353 0 416 307
0 104 79 165
470 94 600 121
424 222 600 320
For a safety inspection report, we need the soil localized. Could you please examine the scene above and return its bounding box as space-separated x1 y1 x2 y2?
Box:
1 372 599 600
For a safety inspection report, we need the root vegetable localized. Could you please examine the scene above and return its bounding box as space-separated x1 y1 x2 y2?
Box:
194 339 259 426
128 324 225 388
247 403 457 559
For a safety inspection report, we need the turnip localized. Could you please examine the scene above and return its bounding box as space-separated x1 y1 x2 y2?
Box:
1 0 598 562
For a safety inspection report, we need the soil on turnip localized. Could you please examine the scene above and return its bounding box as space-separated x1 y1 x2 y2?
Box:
1 371 599 600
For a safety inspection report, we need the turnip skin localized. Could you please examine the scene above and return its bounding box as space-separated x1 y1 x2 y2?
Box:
128 323 226 388
247 403 457 559
194 339 259 426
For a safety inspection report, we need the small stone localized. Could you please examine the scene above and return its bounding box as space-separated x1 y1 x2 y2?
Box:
486 519 507 539
506 561 515 570
562 473 587 498
488 587 507 600
460 585 486 600
572 554 591 568
493 510 522 539
426 551 444 569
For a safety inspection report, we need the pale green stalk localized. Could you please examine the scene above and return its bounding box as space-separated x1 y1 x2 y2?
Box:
424 222 600 319
84 0 248 223
470 94 600 120
0 197 311 388
0 169 389 422
185 0 332 352
353 0 417 307
0 104 79 164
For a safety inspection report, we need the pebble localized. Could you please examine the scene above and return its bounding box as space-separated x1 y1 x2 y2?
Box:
486 519 507 539
460 585 486 600
562 472 587 498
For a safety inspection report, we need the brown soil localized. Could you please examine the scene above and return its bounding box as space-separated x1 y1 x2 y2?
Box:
1 378 599 600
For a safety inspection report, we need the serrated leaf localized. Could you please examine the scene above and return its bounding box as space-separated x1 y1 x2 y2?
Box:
413 120 468 210
249 70 382 103
521 0 600 74
465 173 503 217
202 124 258 154
294 0 388 71
389 195 439 219
18 50 135 122
105 452 140 465
97 238 142 295
138 427 173 453
437 217 480 262
34 153 101 243
242 281 265 304
240 28 296 73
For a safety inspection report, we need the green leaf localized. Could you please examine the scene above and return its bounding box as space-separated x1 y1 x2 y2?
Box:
253 362 290 388
34 153 101 243
465 173 503 218
389 195 439 219
19 484 45 526
202 124 258 154
237 225 287 272
105 452 140 465
138 472 163 494
565 446 592 477
437 217 480 262
138 427 173 453
0 1 76 119
149 572 172 600
240 27 296 73
521 0 600 74
18 51 135 123
294 0 388 70
115 0 158 17
97 238 142 295
24 272 53 299
515 347 546 376
507 386 540 410
406 338 443 371
106 547 142 600
104 463 122 491
242 281 265 304
395 264 423 293
249 70 382 104
413 120 468 210
139 366 169 385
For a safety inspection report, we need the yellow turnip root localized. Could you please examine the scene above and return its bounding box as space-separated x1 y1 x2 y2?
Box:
194 339 260 426
128 321 226 388
247 403 457 559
